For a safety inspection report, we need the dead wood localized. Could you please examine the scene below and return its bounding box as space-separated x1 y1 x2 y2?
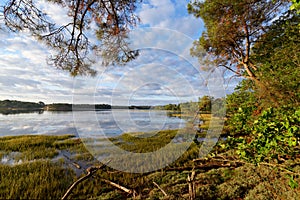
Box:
61 160 110 200
187 169 196 200
153 181 168 197
101 179 138 197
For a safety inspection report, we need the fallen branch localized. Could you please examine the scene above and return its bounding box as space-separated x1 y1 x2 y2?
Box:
165 162 239 172
61 160 110 200
101 179 137 197
153 181 168 197
165 166 193 171
194 156 300 176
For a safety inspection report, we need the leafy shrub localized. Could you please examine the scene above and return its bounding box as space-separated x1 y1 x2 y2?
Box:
224 80 259 136
235 107 300 163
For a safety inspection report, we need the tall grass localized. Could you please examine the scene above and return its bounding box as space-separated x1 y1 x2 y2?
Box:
0 161 75 199
0 135 91 161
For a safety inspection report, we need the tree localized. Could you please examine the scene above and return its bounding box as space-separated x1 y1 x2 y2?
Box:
1 0 140 76
38 101 46 107
218 7 300 172
198 95 212 112
187 0 289 86
252 10 300 107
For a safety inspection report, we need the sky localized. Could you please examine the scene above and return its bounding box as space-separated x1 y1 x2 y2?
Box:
0 0 237 106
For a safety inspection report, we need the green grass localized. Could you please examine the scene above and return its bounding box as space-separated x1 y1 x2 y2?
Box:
110 129 181 153
0 133 299 199
0 134 94 161
0 161 75 199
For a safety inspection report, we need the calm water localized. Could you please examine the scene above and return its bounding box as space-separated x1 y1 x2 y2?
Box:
0 109 185 138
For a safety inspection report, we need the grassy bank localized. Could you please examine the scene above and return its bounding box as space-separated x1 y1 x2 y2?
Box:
0 132 299 199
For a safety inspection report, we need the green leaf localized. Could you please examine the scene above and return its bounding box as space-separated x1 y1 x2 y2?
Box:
288 175 299 189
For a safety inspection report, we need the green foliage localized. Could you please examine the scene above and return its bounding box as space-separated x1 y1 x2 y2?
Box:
234 108 300 164
291 0 300 13
252 10 300 107
288 175 299 189
188 0 289 81
164 103 181 111
198 95 212 112
193 0 299 195
154 97 224 116
224 80 258 136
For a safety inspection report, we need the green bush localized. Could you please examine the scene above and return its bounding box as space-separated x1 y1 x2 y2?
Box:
235 108 300 163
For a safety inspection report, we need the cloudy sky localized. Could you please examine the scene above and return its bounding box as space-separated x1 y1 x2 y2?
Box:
0 0 236 106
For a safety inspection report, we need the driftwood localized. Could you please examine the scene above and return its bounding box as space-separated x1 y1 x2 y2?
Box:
101 179 138 197
61 160 110 200
153 181 168 197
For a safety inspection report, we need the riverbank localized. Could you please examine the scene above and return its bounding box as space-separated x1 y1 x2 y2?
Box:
1 132 299 199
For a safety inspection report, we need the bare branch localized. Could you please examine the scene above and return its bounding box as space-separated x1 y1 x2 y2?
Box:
61 160 111 200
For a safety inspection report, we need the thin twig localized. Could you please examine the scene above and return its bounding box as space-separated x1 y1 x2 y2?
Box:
153 181 168 197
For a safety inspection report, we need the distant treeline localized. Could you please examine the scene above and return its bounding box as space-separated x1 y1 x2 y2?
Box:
0 100 152 113
1 98 225 114
45 104 151 111
0 100 44 111
153 96 225 114
45 103 112 111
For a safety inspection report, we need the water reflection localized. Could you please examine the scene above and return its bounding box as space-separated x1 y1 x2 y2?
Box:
0 110 185 137
0 109 44 115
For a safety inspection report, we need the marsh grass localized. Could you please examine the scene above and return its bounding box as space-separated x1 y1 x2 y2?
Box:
110 129 179 153
0 161 75 199
0 134 95 162
0 131 299 199
0 132 202 199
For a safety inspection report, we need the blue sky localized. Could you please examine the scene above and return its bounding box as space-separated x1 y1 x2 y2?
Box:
0 0 237 105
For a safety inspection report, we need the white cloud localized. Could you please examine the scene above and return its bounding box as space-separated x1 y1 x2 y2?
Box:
36 0 71 26
0 1 231 105
137 0 204 38
0 33 75 103
139 0 176 25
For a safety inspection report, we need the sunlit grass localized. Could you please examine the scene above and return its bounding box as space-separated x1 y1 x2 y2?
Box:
0 161 75 199
0 134 92 161
0 131 298 199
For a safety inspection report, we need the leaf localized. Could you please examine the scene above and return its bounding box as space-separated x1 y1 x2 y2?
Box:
288 175 299 189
